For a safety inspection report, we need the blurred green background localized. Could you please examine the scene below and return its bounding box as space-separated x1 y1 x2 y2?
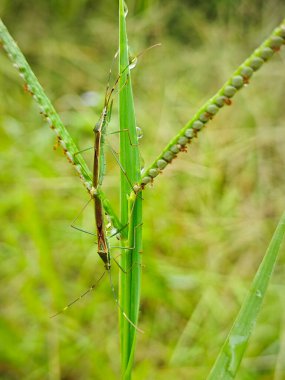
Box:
1 1 285 379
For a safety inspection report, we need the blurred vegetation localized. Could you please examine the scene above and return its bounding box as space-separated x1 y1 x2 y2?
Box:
1 1 285 379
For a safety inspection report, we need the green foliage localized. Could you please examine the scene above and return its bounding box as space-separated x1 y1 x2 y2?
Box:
139 21 285 190
0 2 285 380
208 212 285 379
118 1 143 377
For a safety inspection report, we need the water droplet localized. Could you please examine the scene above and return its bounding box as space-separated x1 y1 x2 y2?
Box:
129 56 138 70
255 289 262 298
136 126 143 140
124 1 128 17
226 335 248 376
140 156 145 172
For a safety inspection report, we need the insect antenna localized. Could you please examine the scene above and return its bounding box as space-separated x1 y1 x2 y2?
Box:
103 43 161 112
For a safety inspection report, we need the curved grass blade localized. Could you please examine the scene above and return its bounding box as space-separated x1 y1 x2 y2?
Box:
0 18 121 231
118 0 143 378
207 211 285 380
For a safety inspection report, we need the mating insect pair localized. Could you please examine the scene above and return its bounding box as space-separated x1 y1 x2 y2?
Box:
51 45 160 331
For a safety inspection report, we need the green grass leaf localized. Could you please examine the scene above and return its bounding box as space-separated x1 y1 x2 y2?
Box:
118 1 143 378
207 212 285 379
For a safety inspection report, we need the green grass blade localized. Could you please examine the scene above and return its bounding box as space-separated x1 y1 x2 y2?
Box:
0 18 121 231
118 1 143 378
207 212 285 380
139 19 285 191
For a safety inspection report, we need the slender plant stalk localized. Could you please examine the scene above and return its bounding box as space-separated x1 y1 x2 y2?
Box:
0 18 121 231
118 1 143 378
